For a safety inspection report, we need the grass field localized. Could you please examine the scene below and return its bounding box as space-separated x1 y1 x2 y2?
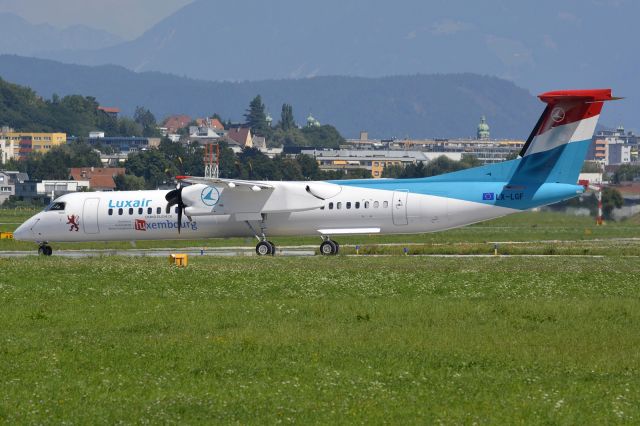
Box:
1 255 640 424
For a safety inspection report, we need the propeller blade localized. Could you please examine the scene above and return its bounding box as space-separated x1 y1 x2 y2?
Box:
177 204 183 234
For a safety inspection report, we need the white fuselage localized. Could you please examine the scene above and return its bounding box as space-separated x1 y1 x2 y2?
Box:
14 182 516 243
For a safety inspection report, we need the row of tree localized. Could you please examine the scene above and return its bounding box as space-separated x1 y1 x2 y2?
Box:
243 95 344 148
119 140 370 189
0 77 160 138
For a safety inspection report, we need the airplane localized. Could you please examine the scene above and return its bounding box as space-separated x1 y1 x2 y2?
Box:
13 89 617 256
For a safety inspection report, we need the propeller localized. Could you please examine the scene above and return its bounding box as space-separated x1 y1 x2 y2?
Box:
165 185 186 234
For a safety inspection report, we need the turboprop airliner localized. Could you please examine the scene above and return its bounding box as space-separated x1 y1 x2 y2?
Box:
14 89 617 256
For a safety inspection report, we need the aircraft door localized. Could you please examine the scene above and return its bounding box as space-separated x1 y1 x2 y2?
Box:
392 190 409 226
82 198 100 234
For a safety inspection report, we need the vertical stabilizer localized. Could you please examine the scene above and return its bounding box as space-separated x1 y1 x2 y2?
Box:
513 89 616 184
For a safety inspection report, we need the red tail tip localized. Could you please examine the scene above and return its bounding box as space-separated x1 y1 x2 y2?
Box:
538 89 616 104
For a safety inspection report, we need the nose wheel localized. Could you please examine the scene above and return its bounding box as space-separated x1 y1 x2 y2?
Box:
38 244 53 256
255 240 276 256
319 239 339 256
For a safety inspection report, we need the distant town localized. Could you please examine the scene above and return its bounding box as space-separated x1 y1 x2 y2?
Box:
1 94 639 218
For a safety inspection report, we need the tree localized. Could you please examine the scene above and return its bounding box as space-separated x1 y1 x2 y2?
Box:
300 125 344 148
601 187 624 220
613 164 640 184
581 161 603 173
382 155 480 178
124 149 176 189
296 154 322 180
244 95 269 136
114 174 146 191
279 103 296 131
134 106 160 137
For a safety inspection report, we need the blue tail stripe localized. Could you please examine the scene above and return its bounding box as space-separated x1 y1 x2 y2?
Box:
329 139 591 210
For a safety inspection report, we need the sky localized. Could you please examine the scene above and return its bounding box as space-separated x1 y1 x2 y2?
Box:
0 0 192 39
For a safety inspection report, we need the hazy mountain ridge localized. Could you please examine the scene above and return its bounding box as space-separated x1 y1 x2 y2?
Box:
0 12 122 55
29 0 634 129
0 55 542 139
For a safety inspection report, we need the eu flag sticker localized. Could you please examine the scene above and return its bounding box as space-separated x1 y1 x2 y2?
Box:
482 193 495 201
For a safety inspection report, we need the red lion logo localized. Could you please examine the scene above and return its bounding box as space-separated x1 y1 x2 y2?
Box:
66 215 80 232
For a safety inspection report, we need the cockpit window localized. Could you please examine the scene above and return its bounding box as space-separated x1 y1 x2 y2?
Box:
45 202 66 211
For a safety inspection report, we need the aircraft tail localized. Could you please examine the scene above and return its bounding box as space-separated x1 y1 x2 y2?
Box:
512 89 618 184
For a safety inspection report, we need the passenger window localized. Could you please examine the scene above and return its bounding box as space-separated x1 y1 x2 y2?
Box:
108 209 113 216
355 202 360 209
157 207 161 214
118 208 123 215
138 208 143 215
329 202 334 210
174 207 179 214
383 201 389 208
365 201 370 209
129 208 134 215
147 207 152 214
346 202 351 209
337 202 342 209
374 201 379 208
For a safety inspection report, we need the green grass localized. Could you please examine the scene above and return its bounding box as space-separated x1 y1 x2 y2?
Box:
1 256 640 423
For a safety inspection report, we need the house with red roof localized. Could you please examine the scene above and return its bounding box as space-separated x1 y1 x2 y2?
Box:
97 106 120 119
225 127 253 150
163 115 193 133
70 167 125 191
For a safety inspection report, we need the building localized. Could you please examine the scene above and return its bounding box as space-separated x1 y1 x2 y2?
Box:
346 136 524 165
0 132 67 162
0 138 12 164
88 136 161 154
163 114 193 133
588 126 639 165
306 114 321 128
477 116 490 140
225 127 253 151
69 167 125 191
195 117 225 132
0 171 15 204
37 180 90 201
300 149 462 178
97 106 120 119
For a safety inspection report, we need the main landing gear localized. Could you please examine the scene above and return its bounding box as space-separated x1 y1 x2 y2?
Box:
255 240 276 256
246 217 277 256
319 237 340 256
38 243 53 256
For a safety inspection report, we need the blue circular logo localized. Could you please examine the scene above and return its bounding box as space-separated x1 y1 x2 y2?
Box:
201 186 220 206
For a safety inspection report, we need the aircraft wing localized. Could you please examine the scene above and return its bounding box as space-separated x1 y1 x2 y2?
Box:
177 176 274 191
175 178 341 219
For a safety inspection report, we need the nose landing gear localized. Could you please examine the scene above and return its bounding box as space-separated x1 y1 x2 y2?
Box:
38 244 53 256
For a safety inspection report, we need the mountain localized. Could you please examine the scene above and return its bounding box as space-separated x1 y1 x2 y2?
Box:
0 13 122 55
0 55 542 139
36 0 635 130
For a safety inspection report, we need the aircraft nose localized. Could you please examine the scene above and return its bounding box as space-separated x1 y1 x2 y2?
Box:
13 216 38 241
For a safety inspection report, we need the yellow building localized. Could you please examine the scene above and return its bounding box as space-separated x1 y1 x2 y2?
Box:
1 133 67 161
5 133 67 151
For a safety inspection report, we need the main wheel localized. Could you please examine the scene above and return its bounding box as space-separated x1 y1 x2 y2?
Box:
320 240 338 256
267 241 276 256
256 241 274 256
